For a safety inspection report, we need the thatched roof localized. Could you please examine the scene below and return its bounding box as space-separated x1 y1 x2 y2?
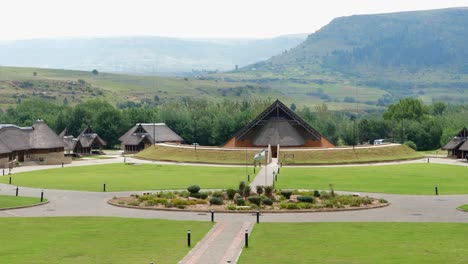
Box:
225 100 325 147
76 127 106 148
441 127 468 150
0 120 64 153
119 123 183 145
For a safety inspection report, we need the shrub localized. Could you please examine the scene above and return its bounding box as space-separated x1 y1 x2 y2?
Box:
320 191 333 200
239 181 246 194
172 198 190 206
256 185 264 195
249 204 259 210
138 194 153 201
227 204 237 210
128 201 140 206
264 185 274 197
404 140 417 150
190 192 208 199
226 189 237 200
164 202 174 208
297 196 314 203
281 190 293 199
262 197 273 206
209 197 223 205
298 202 313 209
144 200 156 206
324 200 334 208
244 186 252 197
379 198 388 203
248 195 262 206
212 191 223 198
313 190 321 197
187 185 201 194
180 190 190 198
155 198 168 204
177 205 186 209
287 203 299 209
236 198 245 206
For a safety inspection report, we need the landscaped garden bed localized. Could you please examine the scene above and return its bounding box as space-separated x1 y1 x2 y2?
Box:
109 183 389 212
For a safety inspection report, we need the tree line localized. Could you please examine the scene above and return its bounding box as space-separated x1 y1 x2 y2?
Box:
0 97 466 150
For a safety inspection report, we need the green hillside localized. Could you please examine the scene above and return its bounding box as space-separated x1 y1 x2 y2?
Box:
221 8 468 109
0 66 285 108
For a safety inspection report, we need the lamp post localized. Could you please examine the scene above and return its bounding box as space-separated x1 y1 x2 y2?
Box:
350 115 356 150
193 116 197 144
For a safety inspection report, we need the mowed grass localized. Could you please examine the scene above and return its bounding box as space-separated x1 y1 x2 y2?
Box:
0 217 212 264
238 223 468 264
458 204 468 211
280 145 422 164
136 145 262 164
0 195 46 209
138 144 422 164
0 163 252 191
278 163 468 194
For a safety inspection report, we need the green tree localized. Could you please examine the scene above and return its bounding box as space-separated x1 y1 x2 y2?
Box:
383 98 429 122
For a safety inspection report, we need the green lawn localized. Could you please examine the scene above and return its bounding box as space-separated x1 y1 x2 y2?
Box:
0 217 212 264
278 163 468 194
458 204 468 211
238 223 468 264
0 163 252 191
0 195 46 209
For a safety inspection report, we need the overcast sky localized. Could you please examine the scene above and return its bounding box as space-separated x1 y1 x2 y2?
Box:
2 0 468 40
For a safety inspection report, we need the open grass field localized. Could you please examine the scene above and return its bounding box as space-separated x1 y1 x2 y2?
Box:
278 163 468 194
0 163 253 191
238 222 468 264
0 217 212 264
138 144 422 165
0 195 46 209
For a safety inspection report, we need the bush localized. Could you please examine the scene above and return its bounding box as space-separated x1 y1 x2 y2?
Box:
320 191 333 200
189 192 208 199
164 202 174 208
209 197 223 205
236 198 245 206
212 191 223 198
244 186 252 197
249 204 259 210
297 196 314 203
239 181 246 194
287 203 299 209
177 204 186 209
144 200 156 206
281 190 293 199
128 201 140 206
379 198 388 203
262 197 273 206
256 185 264 195
248 195 262 206
227 204 237 210
298 202 313 209
226 189 237 200
187 185 201 194
313 190 321 197
172 198 190 206
404 140 417 150
264 185 274 197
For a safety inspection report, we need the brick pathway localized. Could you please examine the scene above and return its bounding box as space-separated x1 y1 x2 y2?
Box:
179 221 253 264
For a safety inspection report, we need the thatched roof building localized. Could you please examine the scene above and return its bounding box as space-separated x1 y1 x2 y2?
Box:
223 100 333 156
59 127 106 155
119 123 183 153
0 120 67 167
442 127 468 158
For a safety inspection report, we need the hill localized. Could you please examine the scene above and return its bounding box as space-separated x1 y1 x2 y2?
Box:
0 35 306 74
225 8 468 110
0 66 286 108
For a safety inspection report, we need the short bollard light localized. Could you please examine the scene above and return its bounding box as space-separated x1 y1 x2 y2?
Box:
247 174 250 182
245 229 249 248
2 169 4 176
278 167 280 174
16 186 19 196
187 229 191 247
40 190 44 202
256 210 260 223
103 182 106 192
210 209 214 222
61 162 64 168
275 173 278 182
9 176 11 184
435 186 438 195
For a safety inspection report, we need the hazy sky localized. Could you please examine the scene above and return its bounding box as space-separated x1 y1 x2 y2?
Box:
2 0 468 40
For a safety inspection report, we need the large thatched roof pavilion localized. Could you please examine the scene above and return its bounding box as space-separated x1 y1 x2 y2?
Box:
223 100 333 157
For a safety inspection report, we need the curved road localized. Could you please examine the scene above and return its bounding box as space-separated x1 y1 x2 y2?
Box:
0 156 467 223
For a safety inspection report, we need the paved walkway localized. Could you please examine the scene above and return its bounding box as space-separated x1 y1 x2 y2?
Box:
250 158 279 190
179 221 253 264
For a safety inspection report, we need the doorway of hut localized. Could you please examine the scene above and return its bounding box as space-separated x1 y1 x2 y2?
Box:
271 146 278 158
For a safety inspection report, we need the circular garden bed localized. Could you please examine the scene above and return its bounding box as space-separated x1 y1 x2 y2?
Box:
109 184 389 213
